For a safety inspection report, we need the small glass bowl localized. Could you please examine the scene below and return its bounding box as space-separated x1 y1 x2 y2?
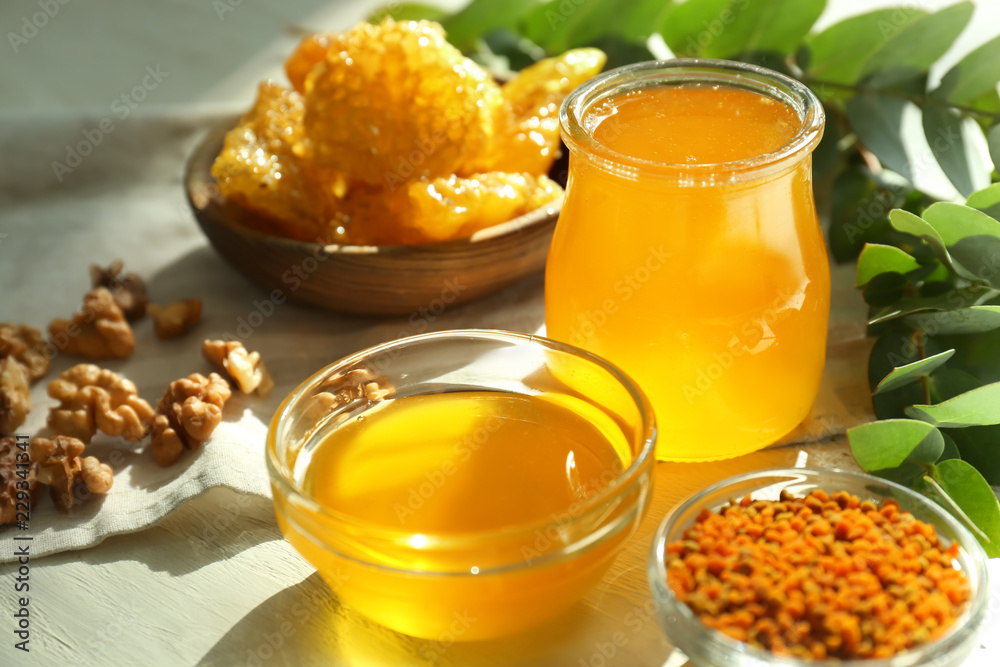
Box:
268 329 657 640
648 467 989 667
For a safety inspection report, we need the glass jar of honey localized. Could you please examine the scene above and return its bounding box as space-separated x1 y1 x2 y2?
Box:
546 59 829 461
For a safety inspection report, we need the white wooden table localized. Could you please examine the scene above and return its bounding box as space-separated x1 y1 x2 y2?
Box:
2 1 999 665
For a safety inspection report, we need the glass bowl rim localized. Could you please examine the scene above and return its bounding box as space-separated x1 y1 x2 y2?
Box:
266 328 658 567
560 57 825 182
647 466 990 667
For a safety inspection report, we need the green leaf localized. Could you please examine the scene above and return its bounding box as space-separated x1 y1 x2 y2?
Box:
922 106 992 198
868 327 943 391
860 3 974 84
857 243 921 287
848 419 944 483
615 0 677 43
441 0 539 51
804 8 927 85
523 0 622 53
657 0 730 57
875 349 956 395
906 381 1000 427
868 290 989 326
863 271 908 307
939 328 1000 385
847 95 959 202
949 236 1000 289
827 168 883 262
923 202 1000 246
905 306 1000 335
967 183 1000 222
928 459 1000 557
929 367 984 401
890 210 946 249
949 425 1000 484
368 3 448 23
933 33 1000 106
889 209 977 280
938 432 962 462
703 0 826 60
989 124 1000 175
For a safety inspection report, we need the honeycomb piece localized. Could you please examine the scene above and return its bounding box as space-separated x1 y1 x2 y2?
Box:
482 48 606 174
333 172 563 245
285 32 340 93
211 81 343 242
302 19 502 185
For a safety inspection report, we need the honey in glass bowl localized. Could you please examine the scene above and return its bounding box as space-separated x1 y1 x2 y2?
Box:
546 59 830 461
267 330 656 640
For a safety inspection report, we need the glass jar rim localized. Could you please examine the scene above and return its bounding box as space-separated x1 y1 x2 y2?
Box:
559 58 825 185
266 329 658 574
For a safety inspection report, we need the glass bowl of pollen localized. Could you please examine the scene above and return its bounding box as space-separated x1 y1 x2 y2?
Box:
267 329 657 640
648 467 989 667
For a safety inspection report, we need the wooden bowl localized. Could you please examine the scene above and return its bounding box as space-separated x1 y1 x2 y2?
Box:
184 118 563 316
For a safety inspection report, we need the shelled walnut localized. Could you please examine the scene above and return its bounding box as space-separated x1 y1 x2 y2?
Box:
151 372 232 466
202 339 274 396
1 437 38 525
0 357 31 435
0 322 50 381
317 367 394 403
47 364 154 442
90 260 148 321
29 436 113 511
147 299 203 339
48 287 135 359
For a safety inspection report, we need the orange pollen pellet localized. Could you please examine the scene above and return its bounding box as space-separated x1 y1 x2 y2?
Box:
663 489 970 660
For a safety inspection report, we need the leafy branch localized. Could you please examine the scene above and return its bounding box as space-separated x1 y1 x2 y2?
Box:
848 188 1000 554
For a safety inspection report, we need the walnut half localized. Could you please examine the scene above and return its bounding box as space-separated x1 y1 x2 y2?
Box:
151 372 232 466
90 260 148 321
47 364 154 442
48 287 135 360
203 339 273 397
0 322 50 381
29 436 113 512
148 299 202 339
0 358 31 436
1 437 39 525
